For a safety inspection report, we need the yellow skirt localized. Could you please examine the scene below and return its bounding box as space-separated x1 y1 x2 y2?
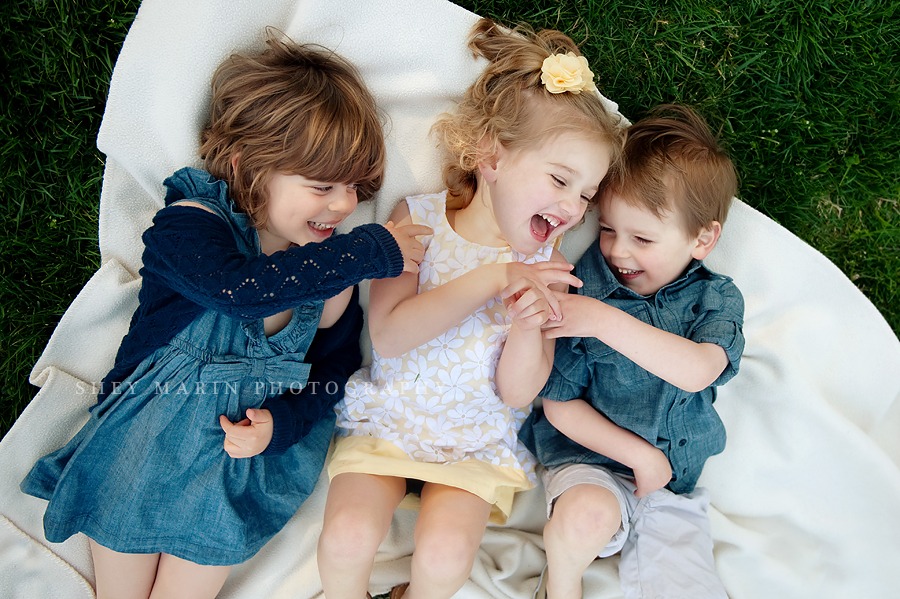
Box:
328 436 534 524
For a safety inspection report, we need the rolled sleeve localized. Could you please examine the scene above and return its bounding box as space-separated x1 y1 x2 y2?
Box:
691 283 745 386
540 337 591 402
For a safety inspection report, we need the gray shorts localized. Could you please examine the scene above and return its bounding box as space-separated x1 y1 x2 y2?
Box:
542 463 727 599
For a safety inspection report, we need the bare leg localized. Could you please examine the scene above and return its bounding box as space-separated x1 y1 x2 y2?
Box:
318 473 407 599
149 554 230 599
542 484 621 599
404 483 491 599
90 539 159 599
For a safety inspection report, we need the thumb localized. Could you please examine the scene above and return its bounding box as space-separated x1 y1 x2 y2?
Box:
219 414 232 432
246 408 270 425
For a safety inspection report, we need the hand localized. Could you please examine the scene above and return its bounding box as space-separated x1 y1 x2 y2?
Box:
500 277 555 331
503 261 583 321
385 221 432 274
219 408 274 459
541 291 603 339
631 445 672 498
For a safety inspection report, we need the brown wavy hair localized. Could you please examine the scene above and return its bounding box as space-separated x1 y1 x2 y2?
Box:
199 33 385 228
600 104 738 237
431 18 624 208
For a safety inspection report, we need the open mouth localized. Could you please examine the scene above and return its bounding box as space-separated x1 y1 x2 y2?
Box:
308 221 339 237
530 213 562 243
615 266 643 281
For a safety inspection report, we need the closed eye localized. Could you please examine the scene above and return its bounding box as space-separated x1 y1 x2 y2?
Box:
313 186 333 193
552 175 566 187
635 236 652 245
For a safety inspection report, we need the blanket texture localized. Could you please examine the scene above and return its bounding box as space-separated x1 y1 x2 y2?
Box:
2 0 899 597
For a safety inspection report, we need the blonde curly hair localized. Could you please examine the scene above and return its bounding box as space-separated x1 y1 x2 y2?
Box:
431 18 623 208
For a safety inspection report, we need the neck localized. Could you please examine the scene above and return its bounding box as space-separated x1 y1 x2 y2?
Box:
452 184 506 248
257 227 290 255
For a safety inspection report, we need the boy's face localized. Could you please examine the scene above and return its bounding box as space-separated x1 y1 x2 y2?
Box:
597 193 719 296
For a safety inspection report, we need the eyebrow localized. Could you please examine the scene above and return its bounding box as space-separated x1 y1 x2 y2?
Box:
549 162 576 175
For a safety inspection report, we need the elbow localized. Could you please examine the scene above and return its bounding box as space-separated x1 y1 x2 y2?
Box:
369 329 404 359
677 373 718 394
678 362 726 393
542 398 564 426
499 390 535 410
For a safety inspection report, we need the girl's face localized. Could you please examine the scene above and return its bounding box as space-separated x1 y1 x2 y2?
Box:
481 131 611 256
597 193 718 296
257 173 358 255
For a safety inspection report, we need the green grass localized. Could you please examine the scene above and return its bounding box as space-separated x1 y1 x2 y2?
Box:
2 0 898 439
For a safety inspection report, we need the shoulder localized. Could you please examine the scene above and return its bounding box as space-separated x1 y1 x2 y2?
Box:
387 199 413 225
692 267 744 318
549 247 569 264
168 200 215 214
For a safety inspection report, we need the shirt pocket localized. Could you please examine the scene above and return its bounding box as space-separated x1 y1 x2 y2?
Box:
582 302 655 387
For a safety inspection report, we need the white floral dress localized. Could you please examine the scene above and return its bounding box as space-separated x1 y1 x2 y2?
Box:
330 191 555 523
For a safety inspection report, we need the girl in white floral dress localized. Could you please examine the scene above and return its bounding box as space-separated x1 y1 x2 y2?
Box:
318 18 623 599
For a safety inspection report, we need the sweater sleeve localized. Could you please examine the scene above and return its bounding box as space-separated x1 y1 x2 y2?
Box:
140 205 403 320
261 287 364 455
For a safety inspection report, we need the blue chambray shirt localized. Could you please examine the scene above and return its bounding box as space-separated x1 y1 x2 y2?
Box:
519 242 745 494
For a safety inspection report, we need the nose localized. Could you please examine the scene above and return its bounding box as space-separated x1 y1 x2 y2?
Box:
609 235 629 259
329 184 358 213
558 195 583 219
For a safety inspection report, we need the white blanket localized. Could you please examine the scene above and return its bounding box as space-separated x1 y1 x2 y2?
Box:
2 0 899 597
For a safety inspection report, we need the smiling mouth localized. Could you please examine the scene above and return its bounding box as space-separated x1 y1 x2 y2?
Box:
617 267 642 275
531 213 563 242
309 221 338 231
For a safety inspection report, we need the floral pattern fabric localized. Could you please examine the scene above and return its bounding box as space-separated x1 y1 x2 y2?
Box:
336 191 553 484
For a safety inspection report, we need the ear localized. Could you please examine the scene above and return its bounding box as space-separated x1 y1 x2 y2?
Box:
691 221 722 260
230 152 241 173
477 138 504 184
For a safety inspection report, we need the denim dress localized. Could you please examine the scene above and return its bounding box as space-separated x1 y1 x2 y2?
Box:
21 170 336 566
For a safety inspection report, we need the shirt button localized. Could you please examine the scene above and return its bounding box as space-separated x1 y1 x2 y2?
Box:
679 439 687 446
692 304 700 313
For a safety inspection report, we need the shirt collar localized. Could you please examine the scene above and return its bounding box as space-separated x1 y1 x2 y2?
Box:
576 242 710 300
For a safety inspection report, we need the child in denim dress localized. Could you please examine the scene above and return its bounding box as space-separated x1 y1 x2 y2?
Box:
20 36 428 599
521 105 745 599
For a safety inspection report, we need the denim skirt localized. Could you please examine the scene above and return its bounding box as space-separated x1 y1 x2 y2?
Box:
21 303 330 566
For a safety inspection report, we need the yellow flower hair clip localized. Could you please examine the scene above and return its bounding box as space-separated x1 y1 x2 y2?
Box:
540 52 597 94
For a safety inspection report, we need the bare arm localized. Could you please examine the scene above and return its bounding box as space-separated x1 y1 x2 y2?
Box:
542 397 672 497
368 202 581 358
544 292 728 392
494 249 569 408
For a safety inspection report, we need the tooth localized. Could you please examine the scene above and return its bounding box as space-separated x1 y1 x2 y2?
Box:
540 214 561 226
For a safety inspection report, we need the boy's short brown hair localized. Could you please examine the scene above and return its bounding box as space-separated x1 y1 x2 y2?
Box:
199 33 385 227
600 104 737 237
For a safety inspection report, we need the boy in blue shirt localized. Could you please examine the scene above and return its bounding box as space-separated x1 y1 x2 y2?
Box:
521 105 744 599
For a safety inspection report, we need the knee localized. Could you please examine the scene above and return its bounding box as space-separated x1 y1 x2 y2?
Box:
550 489 621 547
318 506 385 564
413 526 479 584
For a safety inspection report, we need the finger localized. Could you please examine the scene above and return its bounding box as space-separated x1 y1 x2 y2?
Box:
402 258 420 274
246 409 271 425
531 262 583 288
219 415 233 433
542 327 563 340
499 277 536 301
400 224 433 237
